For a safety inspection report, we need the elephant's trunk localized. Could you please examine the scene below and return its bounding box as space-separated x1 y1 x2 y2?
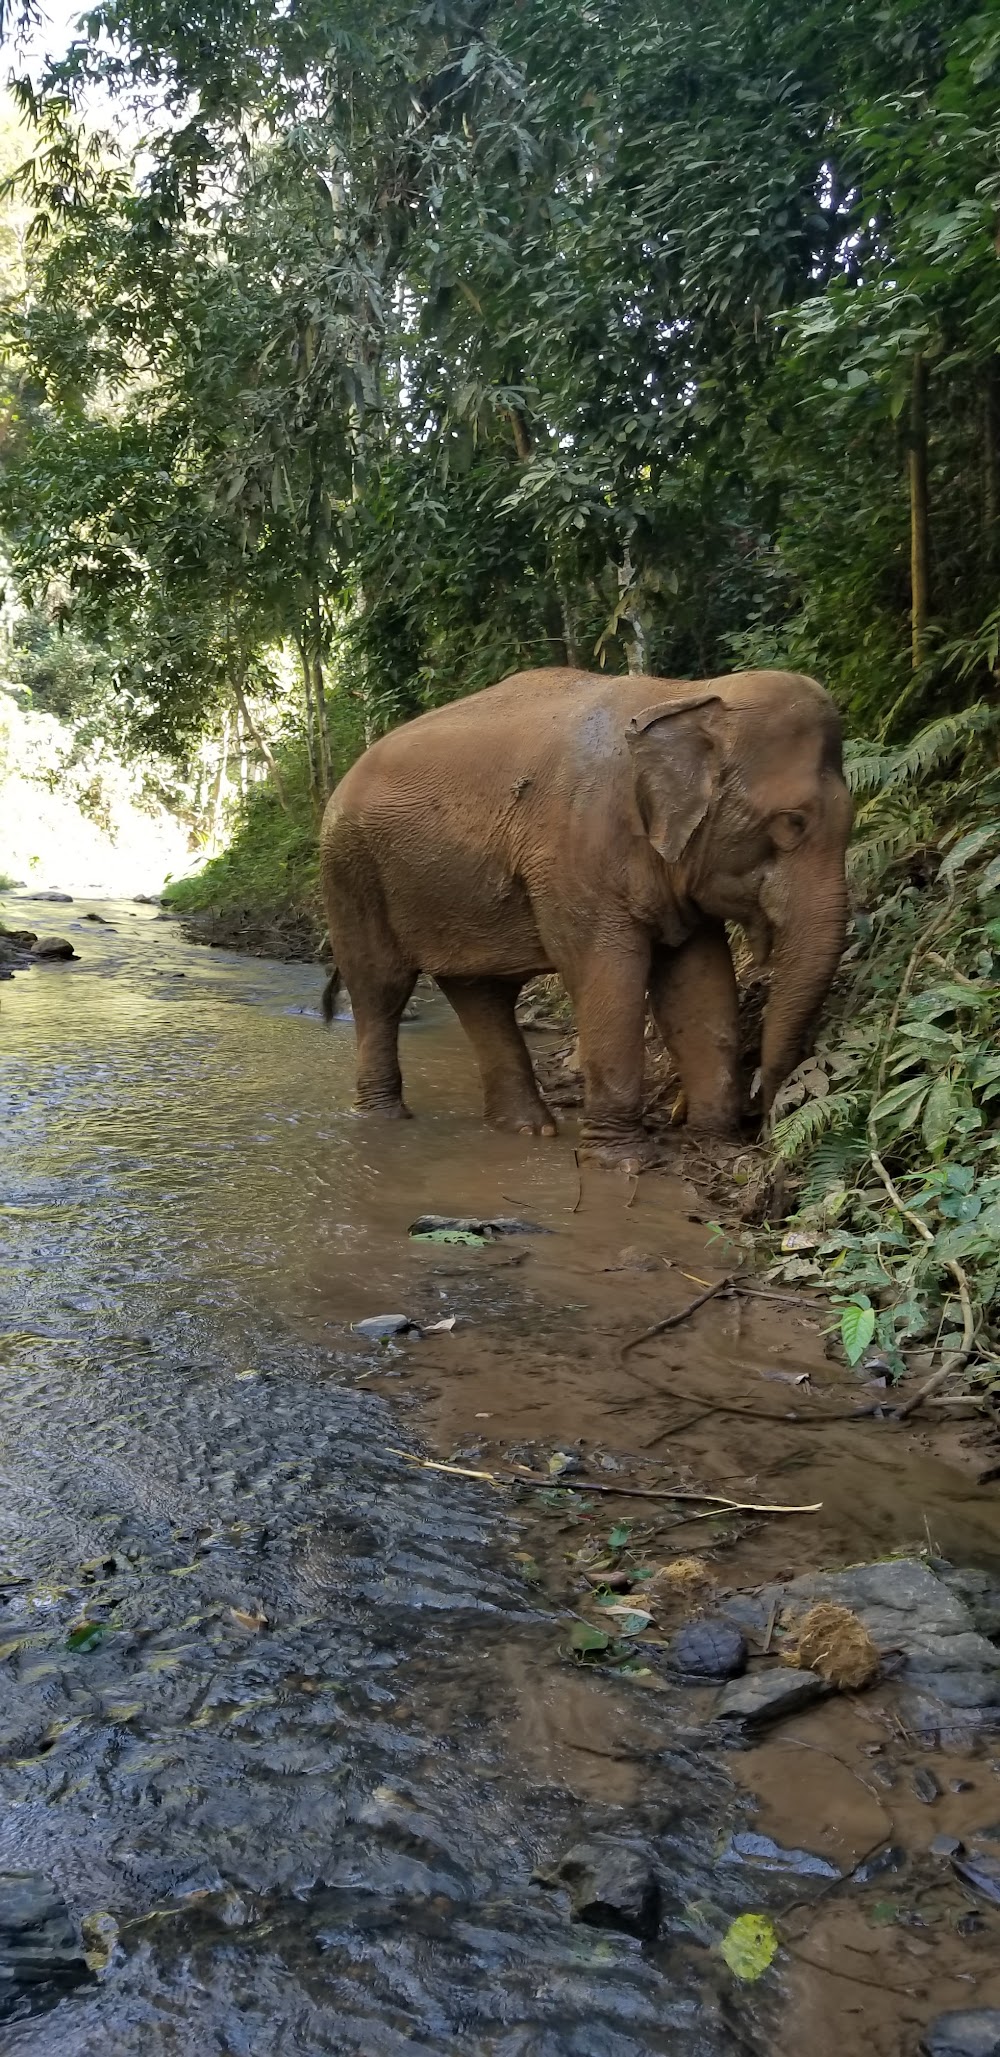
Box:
759 866 848 1116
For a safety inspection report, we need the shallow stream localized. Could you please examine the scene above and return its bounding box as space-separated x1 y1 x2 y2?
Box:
2 899 1000 2055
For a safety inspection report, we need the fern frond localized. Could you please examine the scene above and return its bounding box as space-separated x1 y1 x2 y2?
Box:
847 822 913 880
798 1127 868 1202
843 746 894 797
770 1091 862 1164
891 704 995 785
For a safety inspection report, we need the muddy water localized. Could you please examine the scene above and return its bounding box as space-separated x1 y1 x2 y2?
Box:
2 899 1000 2055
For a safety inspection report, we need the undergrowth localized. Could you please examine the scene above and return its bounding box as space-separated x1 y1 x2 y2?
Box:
765 703 1000 1389
163 745 320 920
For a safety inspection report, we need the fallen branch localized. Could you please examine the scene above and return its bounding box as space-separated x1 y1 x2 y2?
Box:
620 1276 735 1357
506 1466 821 1515
390 1448 821 1513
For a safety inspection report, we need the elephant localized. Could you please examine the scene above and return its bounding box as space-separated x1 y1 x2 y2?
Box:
319 666 853 1166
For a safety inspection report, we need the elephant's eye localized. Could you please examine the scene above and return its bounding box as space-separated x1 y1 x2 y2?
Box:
770 810 808 850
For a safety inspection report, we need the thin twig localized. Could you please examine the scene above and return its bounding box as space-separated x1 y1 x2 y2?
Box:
620 1276 735 1358
570 1149 583 1214
510 1467 821 1514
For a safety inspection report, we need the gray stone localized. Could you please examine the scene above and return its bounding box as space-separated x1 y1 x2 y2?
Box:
0 1872 91 2018
729 1560 1000 1740
30 936 77 961
922 2011 1000 2057
353 1315 416 1340
716 1666 826 1727
930 1834 963 1859
540 1836 661 1939
667 1619 747 1681
29 892 72 903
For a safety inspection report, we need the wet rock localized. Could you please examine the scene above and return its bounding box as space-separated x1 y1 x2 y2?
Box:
539 1836 661 1940
30 936 78 961
716 1666 827 1728
720 1831 839 1880
952 1849 1000 1905
0 1872 91 2017
913 1766 942 1804
930 1834 963 1858
29 891 73 903
81 911 109 923
667 1619 747 1682
353 1315 419 1341
854 1844 907 1884
725 1559 1000 1740
921 2012 1000 2057
408 1214 552 1238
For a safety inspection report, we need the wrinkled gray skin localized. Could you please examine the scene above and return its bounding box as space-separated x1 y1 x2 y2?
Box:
320 666 853 1166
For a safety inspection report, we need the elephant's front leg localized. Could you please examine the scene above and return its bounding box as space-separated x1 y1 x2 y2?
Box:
648 925 741 1136
568 942 654 1168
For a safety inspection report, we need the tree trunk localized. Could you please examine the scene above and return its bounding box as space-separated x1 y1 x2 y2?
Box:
211 713 231 855
557 576 582 667
231 669 289 812
310 586 333 797
296 634 321 808
618 545 649 674
509 407 532 462
909 351 929 671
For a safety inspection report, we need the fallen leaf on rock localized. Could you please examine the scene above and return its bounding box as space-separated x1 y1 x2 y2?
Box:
785 1601 880 1689
66 1620 105 1652
598 1604 655 1636
568 1621 611 1659
230 1606 268 1632
720 1912 779 1981
423 1315 457 1334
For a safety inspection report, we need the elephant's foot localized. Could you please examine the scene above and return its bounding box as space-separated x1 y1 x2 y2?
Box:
577 1124 666 1173
354 1093 413 1120
486 1091 558 1139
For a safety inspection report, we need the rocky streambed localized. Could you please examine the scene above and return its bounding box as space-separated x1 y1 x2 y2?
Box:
1 892 999 2056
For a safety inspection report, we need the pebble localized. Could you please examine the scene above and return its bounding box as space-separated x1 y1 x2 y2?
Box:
913 1766 941 1805
716 1666 826 1727
930 1834 964 1859
538 1836 661 1940
667 1619 747 1682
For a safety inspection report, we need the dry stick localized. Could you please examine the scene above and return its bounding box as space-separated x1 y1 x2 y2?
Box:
570 1149 583 1215
508 1466 821 1514
390 1448 820 1514
620 1276 735 1358
864 887 977 1422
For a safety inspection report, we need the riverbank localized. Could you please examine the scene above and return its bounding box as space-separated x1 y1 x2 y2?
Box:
2 900 1000 2054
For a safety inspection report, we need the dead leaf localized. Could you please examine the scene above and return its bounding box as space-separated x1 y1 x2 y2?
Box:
230 1606 268 1633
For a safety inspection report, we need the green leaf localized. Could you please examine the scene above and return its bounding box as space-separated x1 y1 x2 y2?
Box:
608 1523 631 1550
938 821 1000 880
66 1621 104 1652
871 1079 928 1124
720 1913 779 1982
568 1621 610 1658
841 1299 876 1365
922 1075 958 1158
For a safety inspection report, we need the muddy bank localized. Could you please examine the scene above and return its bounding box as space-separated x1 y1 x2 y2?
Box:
1 897 999 2054
170 902 326 962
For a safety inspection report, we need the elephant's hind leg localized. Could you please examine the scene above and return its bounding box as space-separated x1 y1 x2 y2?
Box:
349 967 418 1117
437 977 557 1136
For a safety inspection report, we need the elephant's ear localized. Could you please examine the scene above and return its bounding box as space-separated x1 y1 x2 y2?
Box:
626 693 725 863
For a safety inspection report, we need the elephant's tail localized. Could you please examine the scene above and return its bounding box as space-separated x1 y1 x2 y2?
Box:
320 967 342 1024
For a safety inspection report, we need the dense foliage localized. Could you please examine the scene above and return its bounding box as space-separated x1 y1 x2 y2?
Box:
0 0 997 1381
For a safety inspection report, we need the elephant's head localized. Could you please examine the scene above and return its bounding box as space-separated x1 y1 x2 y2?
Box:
626 671 853 1115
